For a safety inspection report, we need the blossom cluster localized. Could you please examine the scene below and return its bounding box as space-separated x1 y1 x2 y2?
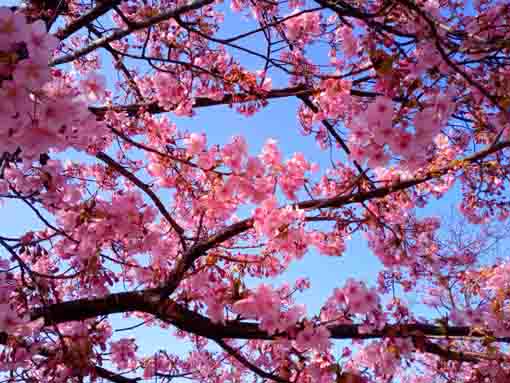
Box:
0 7 106 160
347 93 455 170
323 278 381 321
232 284 306 335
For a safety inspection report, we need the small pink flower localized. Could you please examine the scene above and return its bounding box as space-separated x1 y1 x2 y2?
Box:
184 133 207 156
338 26 358 58
13 57 50 89
296 324 330 352
80 73 106 102
259 138 281 169
111 338 137 370
25 20 59 61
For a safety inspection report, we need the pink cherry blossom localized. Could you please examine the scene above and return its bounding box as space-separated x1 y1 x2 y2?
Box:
338 26 358 58
110 338 137 370
80 73 106 102
25 19 59 61
13 57 50 88
295 324 330 352
184 133 207 156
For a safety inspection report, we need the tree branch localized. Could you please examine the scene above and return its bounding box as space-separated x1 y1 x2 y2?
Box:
6 291 510 343
1 290 508 368
88 85 396 118
94 366 141 383
90 85 313 117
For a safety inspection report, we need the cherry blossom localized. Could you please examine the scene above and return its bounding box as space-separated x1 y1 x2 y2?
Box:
80 73 106 102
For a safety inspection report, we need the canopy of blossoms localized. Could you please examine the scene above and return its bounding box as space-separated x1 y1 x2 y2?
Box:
0 0 509 382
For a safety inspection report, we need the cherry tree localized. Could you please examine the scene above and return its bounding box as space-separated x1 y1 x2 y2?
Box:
0 0 510 381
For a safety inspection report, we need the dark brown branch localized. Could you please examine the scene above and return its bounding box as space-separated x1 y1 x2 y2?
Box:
4 290 506 344
184 139 510 261
94 366 141 383
95 141 510 303
90 85 313 117
296 139 510 210
107 126 229 176
418 339 504 363
96 152 189 296
1 291 508 367
314 0 416 37
420 341 478 363
88 85 392 118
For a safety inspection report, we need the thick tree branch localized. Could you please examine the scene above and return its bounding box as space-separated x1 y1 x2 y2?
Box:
79 141 510 307
4 290 507 344
88 86 395 118
314 0 416 37
1 292 508 368
179 139 510 260
419 340 485 363
90 85 312 117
